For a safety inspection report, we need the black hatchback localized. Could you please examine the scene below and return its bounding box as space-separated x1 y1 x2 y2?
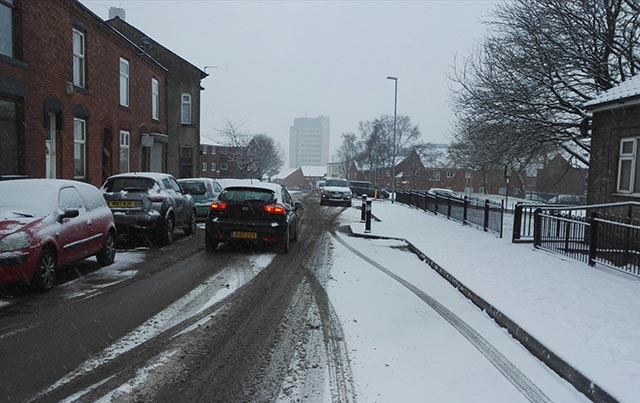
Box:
205 182 303 253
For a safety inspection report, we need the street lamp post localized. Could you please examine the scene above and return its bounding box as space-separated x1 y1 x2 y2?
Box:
386 76 398 203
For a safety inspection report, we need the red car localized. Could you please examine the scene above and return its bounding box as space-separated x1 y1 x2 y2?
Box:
0 179 117 291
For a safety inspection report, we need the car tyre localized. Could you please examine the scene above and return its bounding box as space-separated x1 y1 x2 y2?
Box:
279 227 290 254
32 248 56 291
184 209 197 236
96 231 116 266
159 215 175 246
205 234 218 251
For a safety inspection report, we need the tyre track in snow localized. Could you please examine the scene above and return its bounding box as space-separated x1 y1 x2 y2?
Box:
332 231 554 403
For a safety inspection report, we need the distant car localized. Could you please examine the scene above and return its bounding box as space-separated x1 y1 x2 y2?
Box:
177 178 223 221
548 194 586 205
427 188 464 200
349 180 389 199
0 179 117 291
320 178 352 206
101 172 197 245
205 182 304 253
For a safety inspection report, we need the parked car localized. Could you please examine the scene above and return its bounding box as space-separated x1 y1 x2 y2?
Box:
320 178 352 206
349 180 389 199
548 194 586 205
0 179 117 291
177 178 223 221
205 182 303 253
427 188 464 200
101 172 197 245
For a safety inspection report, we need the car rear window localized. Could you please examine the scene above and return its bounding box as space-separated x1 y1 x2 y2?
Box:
179 181 207 195
103 177 157 192
219 187 275 203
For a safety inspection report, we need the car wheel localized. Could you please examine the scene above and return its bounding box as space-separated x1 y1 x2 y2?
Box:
32 248 56 291
292 221 299 242
279 227 290 254
205 234 218 251
96 231 116 266
159 215 175 246
184 209 197 236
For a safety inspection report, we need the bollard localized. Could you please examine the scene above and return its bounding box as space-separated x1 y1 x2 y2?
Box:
365 199 372 233
360 194 367 222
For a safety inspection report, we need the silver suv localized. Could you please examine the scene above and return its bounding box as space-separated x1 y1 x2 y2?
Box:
101 172 197 245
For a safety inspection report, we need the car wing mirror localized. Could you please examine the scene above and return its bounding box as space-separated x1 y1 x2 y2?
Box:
59 208 80 221
294 201 304 211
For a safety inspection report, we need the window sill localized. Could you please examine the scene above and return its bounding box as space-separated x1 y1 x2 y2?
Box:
0 54 27 69
613 192 640 198
74 86 91 96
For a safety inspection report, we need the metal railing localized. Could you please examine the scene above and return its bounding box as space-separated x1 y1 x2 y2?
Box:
514 202 640 277
396 190 504 237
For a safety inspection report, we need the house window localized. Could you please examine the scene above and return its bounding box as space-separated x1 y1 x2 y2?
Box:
120 130 130 173
151 78 159 119
211 146 216 155
220 163 228 171
74 118 86 178
0 0 15 58
180 146 193 159
465 171 472 179
200 145 206 154
617 138 640 193
211 163 216 171
430 171 440 181
181 93 192 124
446 170 454 178
119 58 129 107
202 162 207 171
72 29 85 87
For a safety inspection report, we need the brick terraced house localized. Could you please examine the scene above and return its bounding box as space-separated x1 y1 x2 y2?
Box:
0 0 187 188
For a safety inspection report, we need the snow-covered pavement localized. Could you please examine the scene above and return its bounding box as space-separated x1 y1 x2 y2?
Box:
329 202 639 403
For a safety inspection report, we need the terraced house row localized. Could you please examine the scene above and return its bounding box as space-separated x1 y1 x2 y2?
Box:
0 0 207 188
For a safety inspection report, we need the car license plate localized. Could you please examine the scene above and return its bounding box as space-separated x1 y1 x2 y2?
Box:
231 231 257 239
109 200 135 208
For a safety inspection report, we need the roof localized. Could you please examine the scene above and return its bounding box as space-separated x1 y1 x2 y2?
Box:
272 168 299 180
222 181 282 193
585 75 640 110
105 172 176 181
300 166 326 178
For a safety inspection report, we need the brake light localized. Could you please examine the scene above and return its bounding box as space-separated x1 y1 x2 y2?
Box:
148 196 164 203
264 203 286 215
210 201 228 211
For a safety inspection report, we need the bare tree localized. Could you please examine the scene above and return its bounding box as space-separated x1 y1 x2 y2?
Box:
450 0 640 167
217 120 283 179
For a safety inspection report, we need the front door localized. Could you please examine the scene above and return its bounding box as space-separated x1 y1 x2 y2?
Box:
46 112 56 178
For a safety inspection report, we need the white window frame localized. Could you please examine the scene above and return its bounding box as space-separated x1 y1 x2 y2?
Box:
120 130 130 173
617 137 640 193
119 58 129 107
211 146 216 155
211 162 216 172
220 162 228 171
72 29 85 87
73 118 86 179
181 93 192 124
202 162 207 171
446 170 454 179
465 171 472 179
430 171 440 181
151 78 159 119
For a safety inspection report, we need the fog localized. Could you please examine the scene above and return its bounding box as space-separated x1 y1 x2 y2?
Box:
82 0 495 164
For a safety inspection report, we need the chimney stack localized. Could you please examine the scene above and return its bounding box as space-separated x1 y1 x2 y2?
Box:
108 7 125 20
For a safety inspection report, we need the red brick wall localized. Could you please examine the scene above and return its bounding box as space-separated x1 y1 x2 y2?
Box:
2 0 167 187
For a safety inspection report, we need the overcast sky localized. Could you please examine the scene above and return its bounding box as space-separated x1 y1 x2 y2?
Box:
82 0 496 164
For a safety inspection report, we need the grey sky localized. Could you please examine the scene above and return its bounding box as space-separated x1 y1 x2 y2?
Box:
82 0 495 164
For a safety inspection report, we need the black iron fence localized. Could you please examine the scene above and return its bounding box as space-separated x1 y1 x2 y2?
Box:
513 202 640 277
396 190 504 237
